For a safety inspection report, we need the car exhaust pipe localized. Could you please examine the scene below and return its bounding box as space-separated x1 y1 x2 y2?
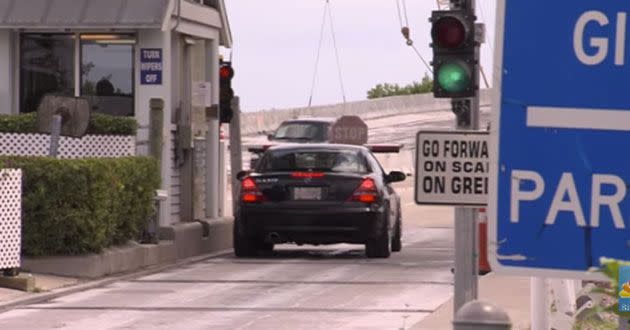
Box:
267 232 281 243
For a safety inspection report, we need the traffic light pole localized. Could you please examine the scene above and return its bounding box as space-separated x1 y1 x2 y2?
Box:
451 0 480 315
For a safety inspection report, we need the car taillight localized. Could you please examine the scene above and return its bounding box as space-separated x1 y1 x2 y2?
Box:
349 178 378 204
291 172 325 179
241 177 265 203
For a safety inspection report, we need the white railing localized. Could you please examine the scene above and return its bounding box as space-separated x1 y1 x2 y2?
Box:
0 133 135 158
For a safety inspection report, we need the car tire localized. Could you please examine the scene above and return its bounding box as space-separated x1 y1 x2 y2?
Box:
233 218 256 257
258 242 274 252
391 215 402 252
366 218 391 258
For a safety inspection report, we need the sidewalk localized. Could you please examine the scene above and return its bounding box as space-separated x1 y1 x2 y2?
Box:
399 186 531 329
411 272 531 330
0 273 81 305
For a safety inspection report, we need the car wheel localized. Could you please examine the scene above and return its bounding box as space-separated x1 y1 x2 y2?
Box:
233 218 256 257
391 215 402 252
258 242 274 252
366 218 391 258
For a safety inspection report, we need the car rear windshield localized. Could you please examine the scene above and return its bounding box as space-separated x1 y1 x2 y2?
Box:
259 149 369 174
273 122 329 141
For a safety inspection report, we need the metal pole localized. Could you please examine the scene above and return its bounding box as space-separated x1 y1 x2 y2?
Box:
452 0 480 315
454 208 479 312
531 277 550 330
49 115 62 158
452 4 480 319
205 39 220 219
229 96 243 216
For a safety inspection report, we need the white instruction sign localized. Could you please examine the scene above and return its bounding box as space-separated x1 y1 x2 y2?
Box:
193 82 212 107
415 130 489 206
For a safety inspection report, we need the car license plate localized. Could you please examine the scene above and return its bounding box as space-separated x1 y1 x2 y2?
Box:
293 187 322 200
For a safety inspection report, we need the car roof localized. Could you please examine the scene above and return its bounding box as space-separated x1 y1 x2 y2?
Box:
280 117 337 124
266 143 368 152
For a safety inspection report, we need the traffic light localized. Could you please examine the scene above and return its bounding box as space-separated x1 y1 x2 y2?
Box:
430 9 477 98
219 61 234 123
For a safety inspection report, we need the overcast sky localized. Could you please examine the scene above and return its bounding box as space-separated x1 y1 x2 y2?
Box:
223 1 497 112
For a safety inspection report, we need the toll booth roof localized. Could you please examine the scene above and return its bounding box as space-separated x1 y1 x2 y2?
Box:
0 0 170 29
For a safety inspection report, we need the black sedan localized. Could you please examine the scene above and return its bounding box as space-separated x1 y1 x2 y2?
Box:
234 144 406 258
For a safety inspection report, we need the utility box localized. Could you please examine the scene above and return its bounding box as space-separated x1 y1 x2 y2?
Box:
0 169 22 271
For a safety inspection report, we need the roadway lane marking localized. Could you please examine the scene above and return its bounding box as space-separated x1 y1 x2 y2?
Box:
127 279 453 286
18 306 434 314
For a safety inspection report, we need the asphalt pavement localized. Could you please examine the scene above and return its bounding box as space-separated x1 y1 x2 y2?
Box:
0 184 458 329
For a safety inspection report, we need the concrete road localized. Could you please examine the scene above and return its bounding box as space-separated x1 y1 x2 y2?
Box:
0 185 456 330
238 107 491 170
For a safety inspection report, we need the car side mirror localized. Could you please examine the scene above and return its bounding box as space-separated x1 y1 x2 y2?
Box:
236 170 250 181
267 134 274 141
386 171 406 183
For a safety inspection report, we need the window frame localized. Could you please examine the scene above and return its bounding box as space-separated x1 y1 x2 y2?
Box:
79 33 136 116
18 33 76 113
18 32 137 116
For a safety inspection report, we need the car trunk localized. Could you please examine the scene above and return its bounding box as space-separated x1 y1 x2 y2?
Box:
253 172 365 204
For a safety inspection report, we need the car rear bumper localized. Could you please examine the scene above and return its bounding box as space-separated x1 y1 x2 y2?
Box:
239 205 386 245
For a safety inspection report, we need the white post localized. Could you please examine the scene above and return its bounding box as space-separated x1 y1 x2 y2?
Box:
218 140 226 217
531 277 551 330
205 39 220 219
549 279 576 329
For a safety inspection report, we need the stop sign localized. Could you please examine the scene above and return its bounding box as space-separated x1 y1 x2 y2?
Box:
330 116 368 145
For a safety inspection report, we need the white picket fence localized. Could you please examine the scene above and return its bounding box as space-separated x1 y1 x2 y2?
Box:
0 132 135 158
0 169 22 269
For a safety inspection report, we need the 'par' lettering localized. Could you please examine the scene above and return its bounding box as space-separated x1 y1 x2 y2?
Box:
510 170 627 229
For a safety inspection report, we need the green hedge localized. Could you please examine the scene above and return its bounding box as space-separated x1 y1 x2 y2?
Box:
0 156 160 257
0 112 137 136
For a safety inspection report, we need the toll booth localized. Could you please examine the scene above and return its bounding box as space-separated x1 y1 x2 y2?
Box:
0 0 233 226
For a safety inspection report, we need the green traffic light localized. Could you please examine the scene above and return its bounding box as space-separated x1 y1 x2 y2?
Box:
437 62 471 93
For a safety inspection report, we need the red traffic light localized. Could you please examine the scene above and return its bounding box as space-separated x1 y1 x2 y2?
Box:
220 65 234 80
432 16 466 49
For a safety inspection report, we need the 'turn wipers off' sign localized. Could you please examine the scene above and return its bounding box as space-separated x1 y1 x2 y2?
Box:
415 130 489 206
140 48 163 85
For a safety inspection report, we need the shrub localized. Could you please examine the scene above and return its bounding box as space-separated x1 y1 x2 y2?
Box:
0 113 38 133
0 112 137 136
0 156 160 256
87 113 138 136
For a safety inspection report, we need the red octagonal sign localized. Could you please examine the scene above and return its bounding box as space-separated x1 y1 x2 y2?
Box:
330 116 368 145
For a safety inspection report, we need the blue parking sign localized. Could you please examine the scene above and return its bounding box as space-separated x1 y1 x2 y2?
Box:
489 0 630 278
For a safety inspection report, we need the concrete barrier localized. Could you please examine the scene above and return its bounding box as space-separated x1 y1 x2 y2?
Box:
241 89 492 135
21 218 234 279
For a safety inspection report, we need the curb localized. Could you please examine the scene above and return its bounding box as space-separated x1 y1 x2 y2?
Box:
0 249 233 314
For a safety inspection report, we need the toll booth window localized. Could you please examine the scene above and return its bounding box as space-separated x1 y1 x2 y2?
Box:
19 33 135 116
261 150 368 174
81 34 135 116
20 34 75 113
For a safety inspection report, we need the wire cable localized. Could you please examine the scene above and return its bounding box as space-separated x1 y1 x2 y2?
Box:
395 0 404 28
395 0 433 74
477 3 494 52
402 0 410 27
327 0 347 103
411 44 433 74
307 1 328 107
